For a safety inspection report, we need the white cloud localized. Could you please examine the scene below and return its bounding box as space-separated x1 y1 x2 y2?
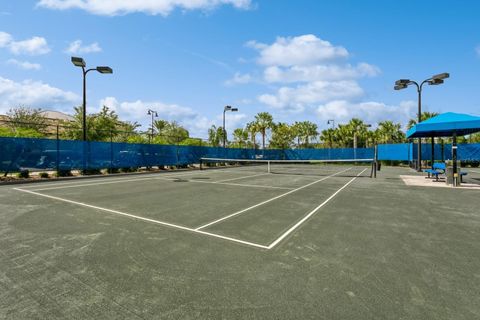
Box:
0 32 12 47
99 97 215 137
240 34 383 118
247 34 349 67
224 72 252 86
0 31 50 55
217 112 248 129
9 37 50 55
37 0 252 16
65 40 102 54
259 81 364 113
0 76 79 114
264 63 380 83
7 59 42 70
316 100 416 129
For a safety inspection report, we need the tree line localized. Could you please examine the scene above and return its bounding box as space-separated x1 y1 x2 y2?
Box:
0 106 204 146
2 107 480 148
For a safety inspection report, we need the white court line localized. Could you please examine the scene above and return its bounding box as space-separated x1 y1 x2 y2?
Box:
171 178 294 190
24 169 240 192
195 167 353 231
30 177 164 191
13 188 269 250
267 168 367 249
214 173 270 183
16 170 205 190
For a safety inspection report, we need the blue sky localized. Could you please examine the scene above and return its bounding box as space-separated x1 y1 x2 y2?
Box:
1 0 480 138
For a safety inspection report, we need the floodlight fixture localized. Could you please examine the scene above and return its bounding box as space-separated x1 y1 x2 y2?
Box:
147 109 158 117
71 56 86 68
395 79 410 86
431 72 449 80
231 108 238 112
428 78 444 86
96 66 113 74
394 84 407 90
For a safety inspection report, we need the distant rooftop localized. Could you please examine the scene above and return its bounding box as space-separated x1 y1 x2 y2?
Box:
38 110 74 122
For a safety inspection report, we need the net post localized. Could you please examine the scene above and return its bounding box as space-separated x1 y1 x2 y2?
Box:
199 158 203 170
267 160 271 173
373 144 378 178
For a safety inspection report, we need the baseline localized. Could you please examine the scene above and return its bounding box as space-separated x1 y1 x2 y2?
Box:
13 188 269 249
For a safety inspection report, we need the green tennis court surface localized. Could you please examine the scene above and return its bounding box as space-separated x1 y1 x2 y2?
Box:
1 166 479 319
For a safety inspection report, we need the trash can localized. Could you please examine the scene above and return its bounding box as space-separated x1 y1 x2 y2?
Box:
446 166 460 186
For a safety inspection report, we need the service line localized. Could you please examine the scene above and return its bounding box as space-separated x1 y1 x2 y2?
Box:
194 167 353 231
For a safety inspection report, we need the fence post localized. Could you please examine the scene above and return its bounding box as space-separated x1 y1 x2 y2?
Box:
176 135 180 166
110 130 113 171
56 125 60 173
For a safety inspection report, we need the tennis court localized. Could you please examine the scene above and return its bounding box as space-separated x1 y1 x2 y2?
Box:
1 165 479 319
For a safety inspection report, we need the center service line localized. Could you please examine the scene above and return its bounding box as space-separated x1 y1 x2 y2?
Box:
267 168 367 249
194 167 353 231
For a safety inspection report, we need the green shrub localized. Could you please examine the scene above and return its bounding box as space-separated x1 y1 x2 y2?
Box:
39 172 49 179
82 169 102 175
107 167 120 174
17 170 30 179
120 167 137 173
56 170 72 177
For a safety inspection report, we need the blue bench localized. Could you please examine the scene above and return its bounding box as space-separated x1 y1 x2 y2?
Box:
424 163 445 181
424 162 468 182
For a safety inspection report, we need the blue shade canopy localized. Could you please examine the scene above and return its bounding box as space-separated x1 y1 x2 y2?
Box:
406 112 480 138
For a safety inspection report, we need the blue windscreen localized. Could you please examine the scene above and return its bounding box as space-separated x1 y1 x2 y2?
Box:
1 137 479 172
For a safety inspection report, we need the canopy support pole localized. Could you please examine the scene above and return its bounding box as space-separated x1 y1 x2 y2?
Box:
431 136 435 168
452 132 458 187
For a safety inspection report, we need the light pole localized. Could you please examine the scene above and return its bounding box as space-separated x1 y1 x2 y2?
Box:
71 57 113 142
394 72 449 171
147 109 158 143
223 105 238 148
327 119 335 129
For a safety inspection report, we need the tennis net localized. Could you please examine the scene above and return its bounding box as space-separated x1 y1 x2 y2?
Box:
199 157 377 178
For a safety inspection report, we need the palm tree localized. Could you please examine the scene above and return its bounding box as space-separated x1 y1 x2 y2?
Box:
320 128 337 148
246 121 259 149
232 128 248 148
347 118 370 148
335 124 352 147
376 121 405 144
254 112 274 149
298 121 318 147
208 125 223 147
407 112 439 130
365 130 379 148
269 122 294 150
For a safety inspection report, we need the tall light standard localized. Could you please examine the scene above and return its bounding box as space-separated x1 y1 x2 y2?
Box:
71 57 113 142
327 119 335 129
394 72 449 171
223 105 238 148
147 109 158 143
